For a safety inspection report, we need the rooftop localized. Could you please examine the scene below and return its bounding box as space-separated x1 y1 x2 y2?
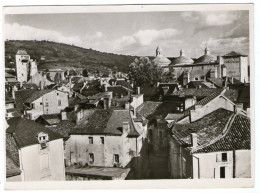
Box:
24 89 53 103
7 117 63 148
71 109 139 137
193 114 250 153
172 109 234 148
65 165 130 179
171 88 222 98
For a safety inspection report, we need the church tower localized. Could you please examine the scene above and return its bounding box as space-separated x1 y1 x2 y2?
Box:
156 45 163 56
15 50 30 82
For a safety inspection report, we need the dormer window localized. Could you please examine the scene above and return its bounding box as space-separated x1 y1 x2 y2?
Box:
37 132 49 145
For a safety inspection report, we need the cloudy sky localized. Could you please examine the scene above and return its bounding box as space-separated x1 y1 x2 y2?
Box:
4 10 249 58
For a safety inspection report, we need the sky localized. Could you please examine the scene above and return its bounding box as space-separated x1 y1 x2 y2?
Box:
4 10 249 58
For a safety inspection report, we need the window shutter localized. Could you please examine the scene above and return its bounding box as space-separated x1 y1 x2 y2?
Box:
216 153 221 162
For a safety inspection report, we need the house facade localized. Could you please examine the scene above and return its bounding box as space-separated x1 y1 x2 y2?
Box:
23 90 69 120
6 118 66 181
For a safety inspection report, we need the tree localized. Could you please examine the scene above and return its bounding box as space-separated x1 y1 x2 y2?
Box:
128 57 166 86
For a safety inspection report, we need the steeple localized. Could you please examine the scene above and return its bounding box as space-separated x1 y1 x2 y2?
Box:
180 49 185 56
205 47 210 55
156 45 163 56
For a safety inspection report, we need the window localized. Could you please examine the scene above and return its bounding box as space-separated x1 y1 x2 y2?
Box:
89 153 94 163
222 153 227 162
57 93 59 96
89 137 93 144
114 154 119 164
220 167 225 178
100 137 104 144
45 102 49 107
58 100 62 106
40 102 43 105
31 103 35 109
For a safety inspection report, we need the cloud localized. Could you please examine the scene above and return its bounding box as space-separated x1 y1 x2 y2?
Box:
5 23 82 46
201 37 249 55
181 12 200 22
111 28 180 53
204 13 237 26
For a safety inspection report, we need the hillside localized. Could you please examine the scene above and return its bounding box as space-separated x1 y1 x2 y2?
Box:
5 40 140 73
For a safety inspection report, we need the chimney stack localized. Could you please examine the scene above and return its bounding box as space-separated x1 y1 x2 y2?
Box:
103 95 112 109
234 103 243 114
125 102 130 110
137 87 140 95
231 77 234 84
191 133 198 148
122 122 130 135
61 111 67 121
162 86 169 95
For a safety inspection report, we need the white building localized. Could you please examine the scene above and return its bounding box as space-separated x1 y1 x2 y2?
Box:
6 117 66 181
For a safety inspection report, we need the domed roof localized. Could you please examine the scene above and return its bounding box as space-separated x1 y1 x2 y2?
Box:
196 47 217 64
171 49 194 65
153 55 171 67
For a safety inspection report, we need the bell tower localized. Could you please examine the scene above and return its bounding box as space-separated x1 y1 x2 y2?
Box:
15 50 30 82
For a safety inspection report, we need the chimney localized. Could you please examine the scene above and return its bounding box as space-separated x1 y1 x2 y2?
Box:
103 95 112 109
61 111 67 121
131 83 134 88
104 84 108 92
190 133 198 148
157 82 160 87
11 85 17 100
231 77 234 84
125 102 130 110
234 103 243 114
246 108 250 118
162 86 169 95
74 104 79 111
122 122 130 135
61 71 65 80
20 81 23 89
224 77 228 88
137 87 140 95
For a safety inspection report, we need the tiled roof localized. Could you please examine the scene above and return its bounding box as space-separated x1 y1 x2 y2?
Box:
6 117 63 148
171 88 221 98
136 101 162 119
71 109 139 137
193 114 250 153
5 92 14 103
187 81 208 89
6 152 21 178
196 89 224 106
137 101 179 121
24 89 53 103
5 72 15 78
16 50 28 55
172 109 234 147
15 90 36 109
222 51 247 57
153 55 171 66
207 78 224 88
36 114 61 125
21 83 38 90
107 86 130 97
195 54 217 64
48 120 76 138
171 56 194 66
116 80 133 90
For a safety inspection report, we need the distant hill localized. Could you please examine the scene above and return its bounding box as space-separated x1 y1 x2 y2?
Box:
5 40 142 73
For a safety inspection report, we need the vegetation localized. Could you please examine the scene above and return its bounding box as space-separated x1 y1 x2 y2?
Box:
5 40 139 73
129 57 174 86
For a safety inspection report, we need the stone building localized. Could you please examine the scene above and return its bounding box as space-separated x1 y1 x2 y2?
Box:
6 117 66 181
15 89 69 120
15 50 39 83
169 109 251 179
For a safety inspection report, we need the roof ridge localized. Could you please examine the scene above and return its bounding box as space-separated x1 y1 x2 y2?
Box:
191 113 236 154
